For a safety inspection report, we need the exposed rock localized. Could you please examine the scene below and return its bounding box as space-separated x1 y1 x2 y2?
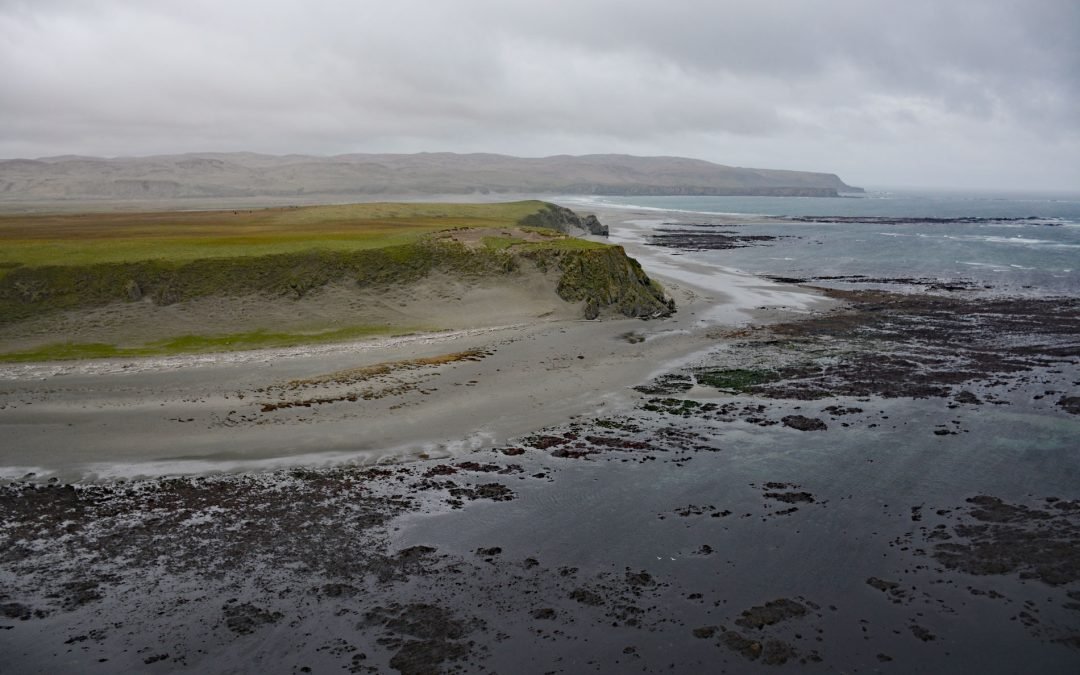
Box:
866 577 900 593
764 491 815 504
734 598 808 629
930 495 1080 586
954 390 982 405
781 415 827 431
569 588 604 606
0 602 32 620
1058 396 1080 415
910 624 936 642
518 204 609 237
222 602 283 635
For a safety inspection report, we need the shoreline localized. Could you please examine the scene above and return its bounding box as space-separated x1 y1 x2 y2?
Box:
0 211 839 483
2 204 1078 672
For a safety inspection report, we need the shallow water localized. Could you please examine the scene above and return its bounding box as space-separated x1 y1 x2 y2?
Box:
391 390 1080 672
565 190 1080 296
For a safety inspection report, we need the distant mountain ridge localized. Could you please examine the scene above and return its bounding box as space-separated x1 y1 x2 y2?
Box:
0 152 861 203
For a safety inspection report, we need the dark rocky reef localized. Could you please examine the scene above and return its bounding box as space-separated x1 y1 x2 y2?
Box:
790 215 1050 225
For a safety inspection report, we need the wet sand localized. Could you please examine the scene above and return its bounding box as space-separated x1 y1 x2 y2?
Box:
2 207 1078 673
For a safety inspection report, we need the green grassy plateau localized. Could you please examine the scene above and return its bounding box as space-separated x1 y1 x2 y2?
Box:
0 201 550 271
0 201 671 362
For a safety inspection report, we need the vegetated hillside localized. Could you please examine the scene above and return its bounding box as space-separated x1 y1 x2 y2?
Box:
0 152 861 204
0 202 671 361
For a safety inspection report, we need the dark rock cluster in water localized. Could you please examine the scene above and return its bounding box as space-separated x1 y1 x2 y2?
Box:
787 215 1052 225
764 273 981 292
649 226 782 251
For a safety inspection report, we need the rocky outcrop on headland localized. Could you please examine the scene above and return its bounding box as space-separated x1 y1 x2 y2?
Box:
523 245 673 320
518 203 609 237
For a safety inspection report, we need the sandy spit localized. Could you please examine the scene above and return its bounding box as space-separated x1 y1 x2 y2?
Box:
0 207 836 482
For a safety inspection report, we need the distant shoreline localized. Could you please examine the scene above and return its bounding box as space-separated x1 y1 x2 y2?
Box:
0 151 860 207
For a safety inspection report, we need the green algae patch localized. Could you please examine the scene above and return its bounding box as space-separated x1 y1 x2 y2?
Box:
0 325 408 363
694 368 780 392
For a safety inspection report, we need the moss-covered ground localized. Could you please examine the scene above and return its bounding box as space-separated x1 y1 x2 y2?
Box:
694 368 780 392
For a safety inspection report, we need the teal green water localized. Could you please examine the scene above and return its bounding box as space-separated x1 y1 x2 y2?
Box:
564 190 1080 295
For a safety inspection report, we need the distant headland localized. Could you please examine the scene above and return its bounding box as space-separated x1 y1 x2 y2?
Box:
0 152 861 205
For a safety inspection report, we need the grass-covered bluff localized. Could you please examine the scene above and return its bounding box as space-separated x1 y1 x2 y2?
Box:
0 201 672 361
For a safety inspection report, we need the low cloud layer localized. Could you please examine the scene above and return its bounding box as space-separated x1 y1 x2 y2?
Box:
2 0 1077 190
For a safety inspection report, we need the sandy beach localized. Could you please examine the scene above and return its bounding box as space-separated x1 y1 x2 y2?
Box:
0 207 833 482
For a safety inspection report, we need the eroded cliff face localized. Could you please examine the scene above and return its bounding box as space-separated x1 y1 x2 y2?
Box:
523 246 672 320
0 229 671 333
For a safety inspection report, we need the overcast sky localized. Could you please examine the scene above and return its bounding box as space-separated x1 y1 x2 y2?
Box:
1 0 1077 190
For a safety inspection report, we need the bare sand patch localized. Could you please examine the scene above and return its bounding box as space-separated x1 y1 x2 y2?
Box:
0 265 577 353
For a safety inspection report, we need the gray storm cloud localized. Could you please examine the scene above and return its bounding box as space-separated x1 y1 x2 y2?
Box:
1 0 1077 189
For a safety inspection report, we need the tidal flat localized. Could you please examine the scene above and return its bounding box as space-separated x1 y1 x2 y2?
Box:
1 206 1078 673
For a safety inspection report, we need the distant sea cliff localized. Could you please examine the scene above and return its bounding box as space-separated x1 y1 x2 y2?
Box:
0 152 861 203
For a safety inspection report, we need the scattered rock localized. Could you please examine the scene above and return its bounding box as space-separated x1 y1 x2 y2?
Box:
1058 396 1080 415
735 598 808 630
447 483 515 502
866 577 900 593
569 588 604 607
0 602 32 621
930 495 1080 586
222 602 283 635
764 491 815 504
909 623 936 642
781 415 827 431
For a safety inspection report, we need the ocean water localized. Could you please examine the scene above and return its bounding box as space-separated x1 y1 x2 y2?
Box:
562 190 1080 296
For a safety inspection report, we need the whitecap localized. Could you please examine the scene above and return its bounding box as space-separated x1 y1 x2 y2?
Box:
957 261 1010 272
